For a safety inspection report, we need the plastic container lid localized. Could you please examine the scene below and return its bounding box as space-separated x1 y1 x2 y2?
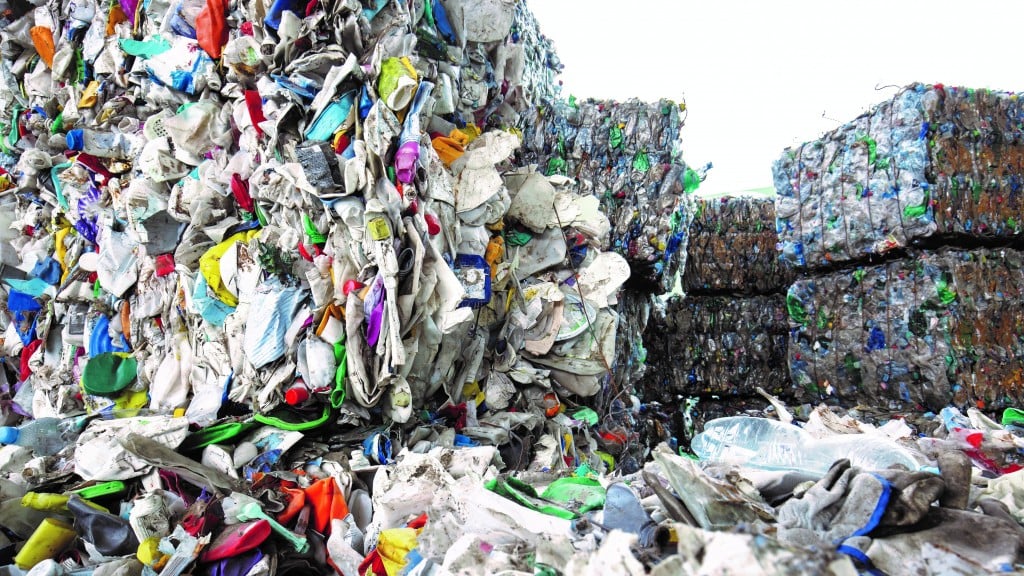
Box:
284 386 309 406
0 426 19 444
66 129 85 151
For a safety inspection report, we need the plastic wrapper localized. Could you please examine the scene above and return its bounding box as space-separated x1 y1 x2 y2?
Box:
774 83 1024 269
683 196 794 294
517 98 696 291
787 248 1024 411
641 294 790 401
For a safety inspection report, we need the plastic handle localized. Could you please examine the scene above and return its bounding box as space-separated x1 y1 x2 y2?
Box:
236 502 309 552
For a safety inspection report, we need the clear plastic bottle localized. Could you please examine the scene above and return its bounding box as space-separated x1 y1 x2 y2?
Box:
0 416 88 456
65 128 138 159
690 416 921 475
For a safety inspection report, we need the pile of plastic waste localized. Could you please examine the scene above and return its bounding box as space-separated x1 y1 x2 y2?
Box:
0 0 718 572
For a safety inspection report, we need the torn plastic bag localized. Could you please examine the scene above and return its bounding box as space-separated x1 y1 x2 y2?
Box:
74 416 189 481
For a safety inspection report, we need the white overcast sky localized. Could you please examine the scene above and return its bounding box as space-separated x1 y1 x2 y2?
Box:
529 1 1024 195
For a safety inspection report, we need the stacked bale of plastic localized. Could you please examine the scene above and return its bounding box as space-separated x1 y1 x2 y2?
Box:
647 294 790 399
787 248 1024 412
776 83 1024 412
927 85 1024 238
517 98 696 292
774 83 1024 270
683 196 795 294
773 85 936 268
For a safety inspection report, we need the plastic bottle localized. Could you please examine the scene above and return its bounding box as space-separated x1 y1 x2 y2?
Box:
0 416 88 456
690 416 921 475
13 517 77 570
65 128 138 159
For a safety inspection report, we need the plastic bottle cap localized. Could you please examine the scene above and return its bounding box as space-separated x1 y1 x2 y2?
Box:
0 426 19 444
284 387 309 406
424 213 441 236
66 129 85 151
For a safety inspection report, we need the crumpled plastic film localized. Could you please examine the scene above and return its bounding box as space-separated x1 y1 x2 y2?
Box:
517 97 696 291
683 196 795 294
787 248 1024 412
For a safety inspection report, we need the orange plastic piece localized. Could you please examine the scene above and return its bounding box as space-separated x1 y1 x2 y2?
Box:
30 27 55 68
276 485 306 525
304 477 349 535
431 136 464 167
195 0 229 59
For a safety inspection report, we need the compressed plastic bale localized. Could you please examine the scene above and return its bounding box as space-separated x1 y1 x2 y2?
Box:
516 97 696 291
928 86 1024 239
774 83 1024 270
640 294 790 400
786 248 1024 412
683 195 795 294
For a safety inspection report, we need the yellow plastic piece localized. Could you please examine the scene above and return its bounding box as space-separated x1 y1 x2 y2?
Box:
377 527 420 576
14 518 77 570
22 492 108 513
198 230 261 307
137 537 168 568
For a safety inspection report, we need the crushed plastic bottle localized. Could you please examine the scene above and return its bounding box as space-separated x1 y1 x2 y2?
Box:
690 416 921 475
0 416 88 456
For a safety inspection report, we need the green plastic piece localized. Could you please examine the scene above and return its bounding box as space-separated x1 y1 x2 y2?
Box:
683 167 701 193
572 408 599 427
1002 408 1024 427
180 421 260 451
540 477 605 515
302 214 326 244
71 481 127 500
504 230 533 247
632 149 650 172
484 477 576 520
786 293 808 326
253 405 331 431
608 125 623 150
330 344 347 409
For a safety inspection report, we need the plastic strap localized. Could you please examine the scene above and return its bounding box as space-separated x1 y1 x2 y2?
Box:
850 473 892 538
834 473 893 576
836 545 886 576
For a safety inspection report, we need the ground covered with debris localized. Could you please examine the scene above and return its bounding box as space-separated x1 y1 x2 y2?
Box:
1 0 1024 574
